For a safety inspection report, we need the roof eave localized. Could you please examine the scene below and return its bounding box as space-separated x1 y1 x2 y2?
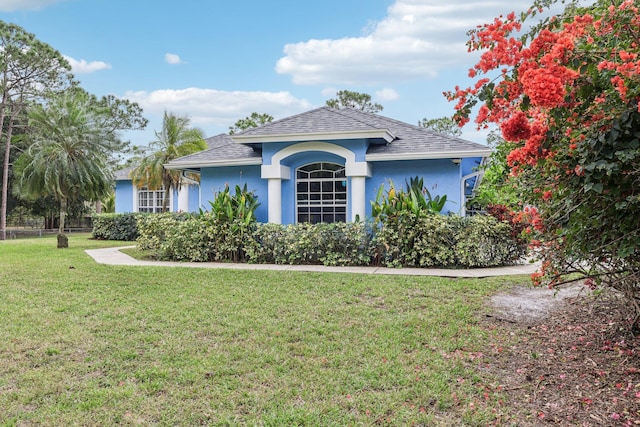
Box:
365 149 492 162
232 129 395 144
164 158 263 170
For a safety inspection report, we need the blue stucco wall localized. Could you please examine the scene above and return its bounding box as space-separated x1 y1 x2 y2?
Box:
188 184 200 212
115 180 134 213
114 141 484 221
199 165 268 222
461 157 483 177
366 159 464 215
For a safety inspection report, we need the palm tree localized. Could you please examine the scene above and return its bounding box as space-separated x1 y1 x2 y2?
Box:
14 89 118 247
131 111 207 212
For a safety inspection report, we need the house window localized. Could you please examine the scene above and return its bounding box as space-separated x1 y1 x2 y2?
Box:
137 186 166 213
296 162 347 224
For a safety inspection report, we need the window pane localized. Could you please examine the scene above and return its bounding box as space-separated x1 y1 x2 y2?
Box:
296 162 348 224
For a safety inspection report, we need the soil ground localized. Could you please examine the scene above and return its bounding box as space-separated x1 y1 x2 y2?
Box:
483 283 640 426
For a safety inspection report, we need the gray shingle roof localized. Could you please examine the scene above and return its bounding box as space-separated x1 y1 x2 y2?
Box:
164 133 261 168
163 107 490 170
114 165 134 181
235 107 383 136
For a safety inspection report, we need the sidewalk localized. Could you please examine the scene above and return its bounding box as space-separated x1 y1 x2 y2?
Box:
86 246 540 278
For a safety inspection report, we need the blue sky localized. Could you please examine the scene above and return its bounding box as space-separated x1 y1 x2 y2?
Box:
1 0 540 147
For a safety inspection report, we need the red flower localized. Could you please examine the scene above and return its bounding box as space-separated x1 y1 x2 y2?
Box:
501 111 531 141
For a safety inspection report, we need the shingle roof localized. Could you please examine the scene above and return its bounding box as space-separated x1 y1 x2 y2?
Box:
163 107 490 170
164 133 261 168
235 107 384 136
114 165 134 181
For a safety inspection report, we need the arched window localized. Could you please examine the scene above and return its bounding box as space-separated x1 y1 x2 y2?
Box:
296 162 347 224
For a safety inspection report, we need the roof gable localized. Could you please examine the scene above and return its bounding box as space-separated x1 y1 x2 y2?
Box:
231 107 395 144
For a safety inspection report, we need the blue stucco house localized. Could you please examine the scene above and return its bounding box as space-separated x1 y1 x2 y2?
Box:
115 107 490 223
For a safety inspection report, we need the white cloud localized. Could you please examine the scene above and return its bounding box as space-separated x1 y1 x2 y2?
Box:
375 88 399 102
63 55 111 74
321 87 337 97
276 0 535 85
0 0 64 11
124 87 313 130
165 53 183 65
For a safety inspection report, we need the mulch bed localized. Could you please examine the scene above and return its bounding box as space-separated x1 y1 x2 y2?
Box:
482 286 640 426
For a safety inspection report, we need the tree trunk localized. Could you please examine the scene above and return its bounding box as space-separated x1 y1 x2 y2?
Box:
59 197 66 234
1 116 13 241
57 197 67 248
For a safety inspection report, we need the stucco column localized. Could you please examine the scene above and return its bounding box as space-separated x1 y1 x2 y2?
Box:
177 184 189 212
267 178 282 224
350 176 366 222
345 161 372 223
262 164 291 224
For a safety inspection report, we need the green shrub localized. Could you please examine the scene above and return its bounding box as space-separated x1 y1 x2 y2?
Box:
199 184 260 263
135 212 192 256
455 215 528 267
413 215 462 267
92 213 141 241
246 222 371 266
372 214 528 268
161 217 212 262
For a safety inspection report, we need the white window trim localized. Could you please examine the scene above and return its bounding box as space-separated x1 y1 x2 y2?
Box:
133 185 173 213
295 162 348 224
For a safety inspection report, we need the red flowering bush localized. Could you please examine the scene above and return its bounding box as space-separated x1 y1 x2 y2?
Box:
448 0 640 328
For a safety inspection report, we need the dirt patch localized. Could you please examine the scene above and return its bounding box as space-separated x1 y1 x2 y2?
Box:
482 284 640 425
490 284 586 324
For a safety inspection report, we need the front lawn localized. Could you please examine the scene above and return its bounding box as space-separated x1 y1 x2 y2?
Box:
0 235 521 425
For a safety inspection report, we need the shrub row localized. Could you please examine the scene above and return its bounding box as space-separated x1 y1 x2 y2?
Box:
372 213 526 268
92 213 141 241
246 222 371 266
116 212 527 268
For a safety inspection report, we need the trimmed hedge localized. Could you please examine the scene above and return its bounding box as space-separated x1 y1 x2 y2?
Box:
135 212 193 258
133 213 528 268
245 222 371 266
371 213 527 268
92 213 141 241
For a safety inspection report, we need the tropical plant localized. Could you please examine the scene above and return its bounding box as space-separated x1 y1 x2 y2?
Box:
199 184 260 262
371 176 447 221
0 20 75 240
447 0 640 326
101 192 116 213
14 88 135 247
131 111 206 212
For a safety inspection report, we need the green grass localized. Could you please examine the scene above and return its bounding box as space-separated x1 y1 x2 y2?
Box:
0 235 524 426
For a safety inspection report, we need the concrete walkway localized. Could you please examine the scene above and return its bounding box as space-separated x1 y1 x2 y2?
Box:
85 246 539 278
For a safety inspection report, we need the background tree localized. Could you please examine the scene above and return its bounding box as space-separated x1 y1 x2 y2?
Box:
228 112 273 135
325 90 383 113
448 0 640 326
14 88 140 247
131 111 207 212
0 20 74 240
418 116 462 137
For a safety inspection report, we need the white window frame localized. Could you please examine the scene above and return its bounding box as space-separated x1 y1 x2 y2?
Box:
295 162 347 224
134 185 172 213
